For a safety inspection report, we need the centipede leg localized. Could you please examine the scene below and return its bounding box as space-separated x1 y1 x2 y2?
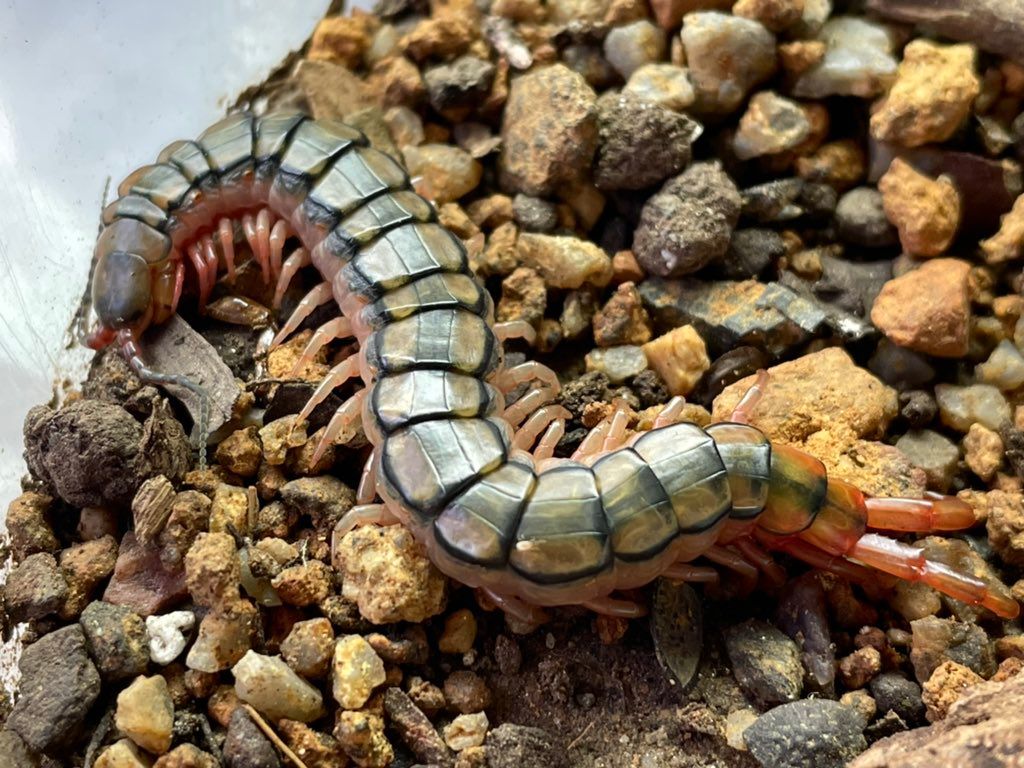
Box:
729 369 770 424
503 386 556 427
311 388 366 464
582 594 647 619
274 246 311 310
754 531 881 586
864 495 976 533
332 503 399 541
269 218 289 283
702 545 759 593
663 563 719 583
533 419 565 462
494 361 560 394
290 317 354 376
733 537 787 587
493 320 537 346
218 217 236 283
296 355 361 427
478 588 550 628
271 280 331 348
601 408 630 452
653 396 687 428
357 449 378 505
512 405 571 452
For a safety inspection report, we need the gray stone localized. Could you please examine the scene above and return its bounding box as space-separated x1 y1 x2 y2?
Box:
624 63 696 112
512 194 558 233
3 553 67 623
0 729 41 768
424 55 496 113
720 229 786 279
633 162 741 277
895 430 959 492
7 625 101 754
794 17 898 99
603 20 666 80
935 384 1011 432
79 600 151 681
836 187 899 248
585 346 648 384
869 673 925 725
745 699 867 768
724 619 803 708
224 708 281 768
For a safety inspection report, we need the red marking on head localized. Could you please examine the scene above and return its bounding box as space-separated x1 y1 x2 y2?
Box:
86 325 117 351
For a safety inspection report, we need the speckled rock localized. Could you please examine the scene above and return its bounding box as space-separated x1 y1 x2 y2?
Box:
603 20 665 79
713 348 896 444
681 12 777 114
6 491 57 561
633 162 741 277
23 398 190 509
59 534 119 619
499 64 598 196
986 490 1024 567
280 475 356 534
445 712 489 751
278 721 346 768
282 618 335 679
384 687 454 765
424 55 495 113
871 40 980 148
512 194 558 233
593 282 652 346
733 0 805 32
80 601 150 681
4 552 67 623
871 259 971 357
935 384 1011 432
910 616 996 683
922 661 985 725
444 670 492 714
624 63 696 111
964 424 1003 481
745 699 866 768
895 430 960 492
332 635 387 709
724 619 804 708
794 17 897 98
878 159 960 258
516 233 613 289
116 675 174 754
225 708 281 768
870 673 925 725
642 326 710 396
271 560 333 607
593 92 698 191
404 144 482 204
334 710 394 768
835 187 898 248
185 532 240 613
94 739 150 768
233 650 325 723
733 91 811 160
981 194 1024 264
497 266 546 325
153 744 219 768
334 524 447 623
7 625 101 754
186 601 258 673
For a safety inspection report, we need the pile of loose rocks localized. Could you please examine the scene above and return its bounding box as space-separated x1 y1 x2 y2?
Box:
6 0 1024 766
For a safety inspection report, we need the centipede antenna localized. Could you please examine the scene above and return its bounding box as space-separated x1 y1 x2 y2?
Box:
132 361 212 470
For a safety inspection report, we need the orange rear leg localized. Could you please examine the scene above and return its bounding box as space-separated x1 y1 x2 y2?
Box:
864 495 976 532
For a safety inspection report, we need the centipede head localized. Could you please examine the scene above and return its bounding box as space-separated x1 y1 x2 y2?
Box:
90 250 154 346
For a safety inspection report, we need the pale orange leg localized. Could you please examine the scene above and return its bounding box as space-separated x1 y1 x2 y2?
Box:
512 405 571 451
332 503 399 540
755 530 888 586
218 217 237 283
653 396 687 429
733 537 787 587
601 409 630 452
256 209 273 280
269 218 289 282
290 317 354 376
533 419 565 462
663 563 720 583
274 246 311 310
357 449 378 506
572 420 612 461
730 370 769 424
494 361 560 394
296 356 361 427
187 241 213 311
480 588 550 626
503 386 555 427
493 320 537 346
582 594 646 619
311 389 366 464
702 545 759 592
271 280 332 348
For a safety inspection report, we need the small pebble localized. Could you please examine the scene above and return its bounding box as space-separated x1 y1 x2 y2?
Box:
332 635 387 709
633 161 741 277
895 430 959 492
593 282 652 346
186 602 258 673
585 345 649 384
935 383 1011 432
910 616 996 683
516 233 613 289
497 266 546 325
794 17 897 98
277 720 346 768
215 427 263 478
185 531 241 613
871 40 980 148
986 490 1024 567
921 660 983 722
839 647 882 690
383 687 453 765
209 483 251 535
334 710 394 768
334 524 447 623
4 552 67 623
282 618 336 679
869 673 925 725
270 560 333 607
80 601 150 682
116 675 175 755
485 724 562 768
976 340 1024 391
871 259 971 358
744 699 867 768
681 12 777 114
444 712 490 751
623 63 696 111
603 20 666 79
642 326 710 396
224 707 281 768
232 650 325 723
835 187 898 248
424 55 496 113
404 144 482 204
878 159 960 258
964 423 1004 481
445 670 493 714
439 609 478 654
981 193 1024 264
733 91 811 160
733 0 805 32
723 619 804 708
94 739 150 768
839 689 877 726
512 194 558 233
146 610 196 665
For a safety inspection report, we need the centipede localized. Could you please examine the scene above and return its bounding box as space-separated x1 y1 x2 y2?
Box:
85 111 1020 625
